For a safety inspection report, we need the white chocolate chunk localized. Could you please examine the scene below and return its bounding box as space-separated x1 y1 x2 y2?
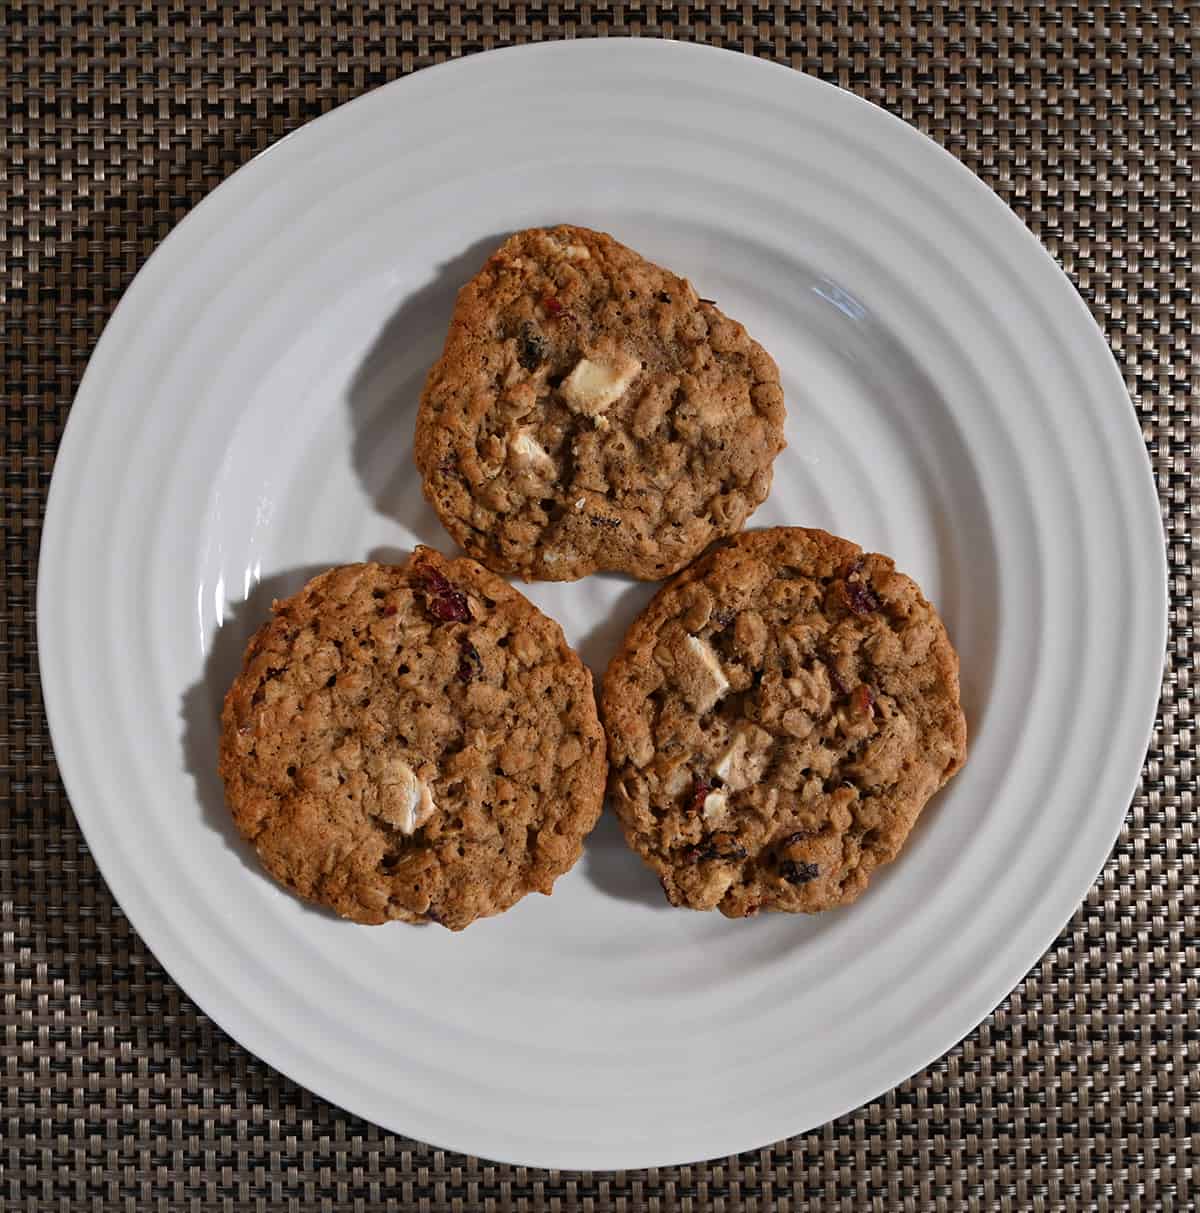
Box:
560 353 641 414
563 243 591 260
680 634 730 713
508 429 556 476
376 758 437 835
713 724 773 792
701 790 729 824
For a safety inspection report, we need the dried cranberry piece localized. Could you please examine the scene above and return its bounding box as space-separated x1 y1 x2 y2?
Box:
684 838 748 863
381 603 398 617
428 593 470 623
456 639 482 684
685 777 712 815
780 859 820 885
781 829 815 846
517 323 546 370
845 582 879 616
542 295 564 318
842 558 880 615
851 684 875 717
416 565 472 624
421 567 451 594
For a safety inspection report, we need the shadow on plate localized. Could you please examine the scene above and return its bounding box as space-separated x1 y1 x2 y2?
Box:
345 232 510 551
580 808 669 909
179 564 345 921
572 574 656 678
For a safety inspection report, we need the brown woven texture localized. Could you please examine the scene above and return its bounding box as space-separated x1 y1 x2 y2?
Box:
2 2 1195 1210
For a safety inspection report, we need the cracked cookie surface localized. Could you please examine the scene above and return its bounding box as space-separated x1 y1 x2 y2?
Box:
219 548 606 929
415 225 786 581
601 527 967 917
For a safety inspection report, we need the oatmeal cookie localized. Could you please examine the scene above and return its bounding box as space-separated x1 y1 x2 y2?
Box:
219 548 606 929
601 527 966 916
415 225 786 580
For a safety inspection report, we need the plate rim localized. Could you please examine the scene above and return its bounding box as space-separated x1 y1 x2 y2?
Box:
37 37 1167 1169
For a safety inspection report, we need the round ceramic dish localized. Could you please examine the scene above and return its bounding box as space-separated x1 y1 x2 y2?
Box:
39 40 1165 1169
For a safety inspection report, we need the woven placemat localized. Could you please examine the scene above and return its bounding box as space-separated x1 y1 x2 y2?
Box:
2 3 1194 1209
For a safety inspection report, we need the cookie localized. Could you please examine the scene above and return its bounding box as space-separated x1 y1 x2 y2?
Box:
415 225 787 581
219 548 606 929
601 528 967 917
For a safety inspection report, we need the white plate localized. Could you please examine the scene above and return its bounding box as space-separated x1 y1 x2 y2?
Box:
39 40 1165 1170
